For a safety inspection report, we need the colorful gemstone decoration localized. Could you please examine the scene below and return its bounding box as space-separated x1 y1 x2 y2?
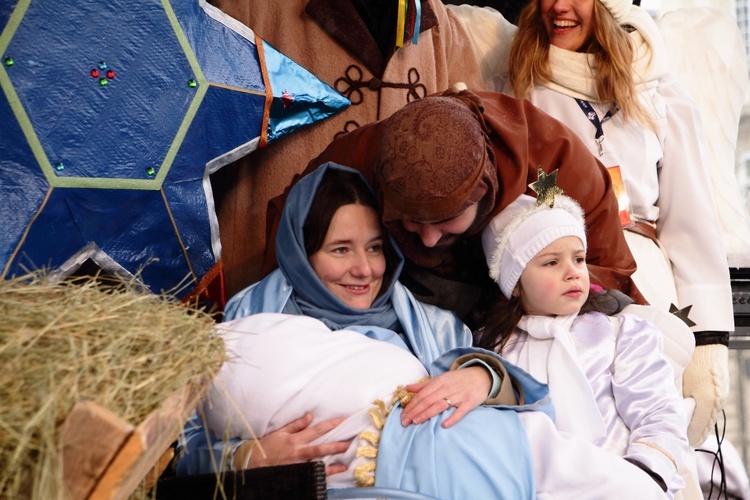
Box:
187 79 197 88
1 0 351 304
3 57 13 67
281 90 293 109
91 61 116 86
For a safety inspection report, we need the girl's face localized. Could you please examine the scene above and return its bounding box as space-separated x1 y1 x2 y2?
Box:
515 236 590 316
540 0 596 52
309 203 386 310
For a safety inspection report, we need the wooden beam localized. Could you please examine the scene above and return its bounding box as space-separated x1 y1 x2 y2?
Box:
61 401 134 499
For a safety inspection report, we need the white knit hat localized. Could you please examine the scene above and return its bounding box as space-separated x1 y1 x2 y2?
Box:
482 194 587 299
599 0 632 24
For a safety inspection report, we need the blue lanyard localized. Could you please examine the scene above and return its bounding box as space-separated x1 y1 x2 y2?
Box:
575 99 615 156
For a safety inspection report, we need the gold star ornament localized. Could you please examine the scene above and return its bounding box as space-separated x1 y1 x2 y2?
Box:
529 167 565 207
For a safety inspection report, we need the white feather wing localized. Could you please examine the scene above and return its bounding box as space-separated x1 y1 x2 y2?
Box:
447 4 517 87
658 7 750 266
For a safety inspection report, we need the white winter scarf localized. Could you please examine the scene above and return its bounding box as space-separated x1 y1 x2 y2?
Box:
517 314 606 444
545 5 668 102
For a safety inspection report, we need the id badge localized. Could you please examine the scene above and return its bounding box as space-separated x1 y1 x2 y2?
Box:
606 165 634 228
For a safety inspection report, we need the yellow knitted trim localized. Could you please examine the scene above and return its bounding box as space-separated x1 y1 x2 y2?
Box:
354 462 377 487
393 377 430 407
368 399 390 431
359 430 380 447
353 378 431 487
357 446 379 459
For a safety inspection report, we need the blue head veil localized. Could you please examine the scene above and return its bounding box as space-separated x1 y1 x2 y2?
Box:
275 162 403 331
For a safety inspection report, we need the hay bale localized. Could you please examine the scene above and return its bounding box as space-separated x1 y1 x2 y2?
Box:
0 273 226 499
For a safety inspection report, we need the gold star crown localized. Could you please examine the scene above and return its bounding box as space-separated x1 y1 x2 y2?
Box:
529 166 564 208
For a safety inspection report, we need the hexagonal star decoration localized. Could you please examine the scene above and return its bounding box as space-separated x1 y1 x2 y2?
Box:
0 0 349 298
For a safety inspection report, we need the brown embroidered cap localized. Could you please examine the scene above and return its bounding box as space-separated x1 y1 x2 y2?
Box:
374 90 498 226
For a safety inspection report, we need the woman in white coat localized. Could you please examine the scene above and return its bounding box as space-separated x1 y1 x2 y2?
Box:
494 0 733 448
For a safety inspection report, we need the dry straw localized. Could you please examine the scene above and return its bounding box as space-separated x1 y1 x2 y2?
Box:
0 272 226 499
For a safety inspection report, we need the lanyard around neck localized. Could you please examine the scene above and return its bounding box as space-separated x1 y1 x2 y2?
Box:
575 99 615 156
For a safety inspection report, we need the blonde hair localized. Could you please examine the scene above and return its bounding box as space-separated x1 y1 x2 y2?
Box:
508 1 652 127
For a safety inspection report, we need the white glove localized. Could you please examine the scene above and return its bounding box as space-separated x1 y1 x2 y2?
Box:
682 343 729 446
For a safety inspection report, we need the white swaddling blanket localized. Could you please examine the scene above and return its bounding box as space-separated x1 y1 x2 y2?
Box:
201 312 428 486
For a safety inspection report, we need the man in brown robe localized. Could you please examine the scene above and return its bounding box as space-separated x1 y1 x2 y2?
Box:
208 0 484 299
265 89 645 328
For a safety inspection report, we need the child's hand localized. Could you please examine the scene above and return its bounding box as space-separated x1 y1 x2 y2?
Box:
399 366 491 428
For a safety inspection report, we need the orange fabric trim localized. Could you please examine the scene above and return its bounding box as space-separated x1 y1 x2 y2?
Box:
256 34 272 149
182 259 225 307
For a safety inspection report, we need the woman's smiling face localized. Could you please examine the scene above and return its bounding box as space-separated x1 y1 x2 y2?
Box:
309 203 386 310
540 0 596 52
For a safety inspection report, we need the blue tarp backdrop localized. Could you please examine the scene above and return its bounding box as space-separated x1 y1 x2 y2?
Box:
0 0 349 297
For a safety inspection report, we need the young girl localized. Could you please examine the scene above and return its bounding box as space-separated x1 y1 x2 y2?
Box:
497 0 732 447
481 192 689 498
